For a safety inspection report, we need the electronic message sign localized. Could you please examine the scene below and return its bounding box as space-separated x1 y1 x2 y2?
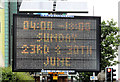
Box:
13 14 101 72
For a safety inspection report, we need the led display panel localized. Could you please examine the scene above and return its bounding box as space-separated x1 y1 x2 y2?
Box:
13 14 101 72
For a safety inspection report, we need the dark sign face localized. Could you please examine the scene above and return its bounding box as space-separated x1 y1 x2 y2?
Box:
13 14 101 72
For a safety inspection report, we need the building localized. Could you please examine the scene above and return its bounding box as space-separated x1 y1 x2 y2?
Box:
0 0 5 67
0 0 19 67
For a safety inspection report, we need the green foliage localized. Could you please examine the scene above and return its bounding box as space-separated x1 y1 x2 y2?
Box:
1 66 34 81
77 72 92 81
101 19 120 69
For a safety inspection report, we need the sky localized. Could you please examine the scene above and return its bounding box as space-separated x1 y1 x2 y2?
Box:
68 0 119 22
93 0 119 21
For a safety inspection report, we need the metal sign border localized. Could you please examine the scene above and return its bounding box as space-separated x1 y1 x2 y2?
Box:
12 14 101 72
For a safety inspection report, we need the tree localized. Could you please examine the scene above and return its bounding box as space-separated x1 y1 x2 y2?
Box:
1 66 34 81
101 19 120 69
77 19 120 81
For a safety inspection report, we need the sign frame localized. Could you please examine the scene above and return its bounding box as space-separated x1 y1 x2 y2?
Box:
12 14 101 72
